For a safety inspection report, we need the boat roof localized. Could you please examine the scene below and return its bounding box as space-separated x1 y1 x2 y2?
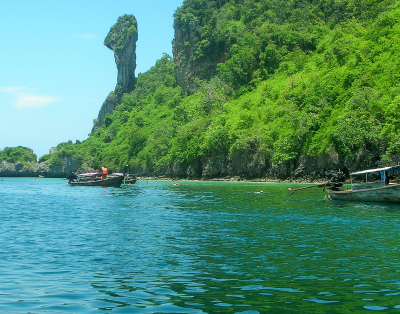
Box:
351 166 400 176
78 172 102 176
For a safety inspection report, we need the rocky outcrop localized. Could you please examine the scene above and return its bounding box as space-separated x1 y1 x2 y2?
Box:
0 157 85 178
104 14 138 93
0 161 42 177
40 156 85 178
173 13 228 94
92 14 138 133
131 149 400 182
91 92 119 133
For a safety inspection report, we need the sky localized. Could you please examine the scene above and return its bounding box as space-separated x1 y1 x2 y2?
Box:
0 0 183 158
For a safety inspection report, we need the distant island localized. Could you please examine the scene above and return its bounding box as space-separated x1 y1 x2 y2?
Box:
2 1 400 181
0 146 82 177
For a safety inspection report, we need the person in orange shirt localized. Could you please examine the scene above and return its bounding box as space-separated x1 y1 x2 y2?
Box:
102 166 108 179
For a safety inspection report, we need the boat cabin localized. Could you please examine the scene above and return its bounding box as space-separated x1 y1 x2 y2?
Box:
350 166 400 190
76 172 104 182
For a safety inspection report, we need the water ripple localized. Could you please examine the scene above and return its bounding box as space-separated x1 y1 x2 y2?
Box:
1 179 400 312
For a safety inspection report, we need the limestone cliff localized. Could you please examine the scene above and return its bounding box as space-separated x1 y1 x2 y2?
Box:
92 14 138 133
140 151 399 183
0 157 83 178
173 6 228 94
104 14 138 93
91 91 119 134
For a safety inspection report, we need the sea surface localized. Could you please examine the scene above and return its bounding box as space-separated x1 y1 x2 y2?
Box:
1 178 400 313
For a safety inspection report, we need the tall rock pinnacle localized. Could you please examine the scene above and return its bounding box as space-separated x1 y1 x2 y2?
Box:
92 14 138 133
104 14 138 93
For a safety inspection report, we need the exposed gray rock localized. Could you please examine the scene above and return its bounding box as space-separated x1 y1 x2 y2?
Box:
91 92 118 133
133 150 400 182
49 147 58 154
92 14 138 133
0 157 85 178
104 14 138 93
173 15 228 94
0 161 41 177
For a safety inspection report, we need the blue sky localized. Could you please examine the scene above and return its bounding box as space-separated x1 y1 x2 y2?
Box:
0 0 183 158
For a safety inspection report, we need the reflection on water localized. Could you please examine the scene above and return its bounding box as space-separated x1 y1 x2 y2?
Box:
1 178 400 313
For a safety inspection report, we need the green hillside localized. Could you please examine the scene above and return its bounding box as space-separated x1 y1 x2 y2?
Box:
42 0 400 179
0 146 37 164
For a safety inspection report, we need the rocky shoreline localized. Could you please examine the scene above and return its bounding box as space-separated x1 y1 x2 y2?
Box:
135 153 395 183
2 152 400 183
0 158 85 178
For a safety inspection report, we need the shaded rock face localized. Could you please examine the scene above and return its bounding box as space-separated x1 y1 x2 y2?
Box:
42 157 84 178
0 161 39 177
92 14 138 133
91 92 119 134
133 150 400 182
0 157 83 178
173 21 199 94
173 19 228 95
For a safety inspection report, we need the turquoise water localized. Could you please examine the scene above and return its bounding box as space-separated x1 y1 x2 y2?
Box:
1 178 400 313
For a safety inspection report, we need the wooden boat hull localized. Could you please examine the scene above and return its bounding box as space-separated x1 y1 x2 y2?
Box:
328 184 400 203
122 178 137 184
68 175 123 187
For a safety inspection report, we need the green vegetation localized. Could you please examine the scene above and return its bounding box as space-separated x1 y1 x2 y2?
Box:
0 146 37 164
104 14 138 52
5 0 400 178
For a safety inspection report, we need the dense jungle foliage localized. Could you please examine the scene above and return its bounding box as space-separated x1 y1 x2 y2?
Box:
37 0 400 176
0 147 37 164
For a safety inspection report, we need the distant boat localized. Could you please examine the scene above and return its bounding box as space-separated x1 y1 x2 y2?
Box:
67 172 123 187
112 165 137 185
113 172 137 184
327 166 400 203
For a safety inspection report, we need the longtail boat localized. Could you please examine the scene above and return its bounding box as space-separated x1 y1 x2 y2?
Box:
112 173 137 184
327 166 400 203
67 172 123 187
112 165 137 184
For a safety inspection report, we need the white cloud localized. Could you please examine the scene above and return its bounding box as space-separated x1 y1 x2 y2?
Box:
0 86 58 109
14 94 58 109
0 86 29 93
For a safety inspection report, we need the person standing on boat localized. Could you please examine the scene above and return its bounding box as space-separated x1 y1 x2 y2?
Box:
68 171 78 183
102 166 108 180
380 170 390 185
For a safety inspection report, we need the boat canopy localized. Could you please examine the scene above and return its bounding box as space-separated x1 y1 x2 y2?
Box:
351 166 400 176
78 172 102 177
